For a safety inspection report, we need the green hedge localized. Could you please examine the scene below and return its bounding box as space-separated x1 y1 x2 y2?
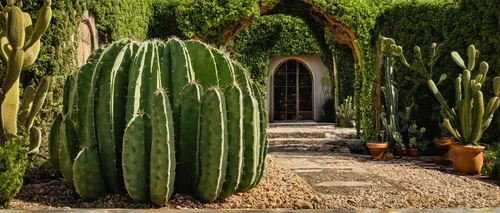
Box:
377 0 500 144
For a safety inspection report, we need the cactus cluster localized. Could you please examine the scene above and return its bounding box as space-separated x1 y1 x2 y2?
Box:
394 43 500 145
0 0 52 151
49 38 268 205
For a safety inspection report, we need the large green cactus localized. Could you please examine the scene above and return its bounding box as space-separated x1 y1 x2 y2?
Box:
50 38 267 205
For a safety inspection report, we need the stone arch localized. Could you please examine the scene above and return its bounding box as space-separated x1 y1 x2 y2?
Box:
219 0 377 129
77 10 99 67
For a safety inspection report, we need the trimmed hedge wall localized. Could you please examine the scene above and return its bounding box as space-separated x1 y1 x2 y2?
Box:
377 0 500 144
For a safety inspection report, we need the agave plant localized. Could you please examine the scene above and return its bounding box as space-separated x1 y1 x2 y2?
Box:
336 96 355 127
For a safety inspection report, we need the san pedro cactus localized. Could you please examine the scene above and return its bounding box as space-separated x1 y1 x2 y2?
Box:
378 36 408 149
49 38 268 205
218 84 244 199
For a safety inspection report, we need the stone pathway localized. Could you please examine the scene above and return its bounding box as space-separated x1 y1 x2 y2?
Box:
267 123 500 209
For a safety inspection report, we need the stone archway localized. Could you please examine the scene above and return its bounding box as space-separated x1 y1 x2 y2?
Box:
77 10 99 67
219 0 379 130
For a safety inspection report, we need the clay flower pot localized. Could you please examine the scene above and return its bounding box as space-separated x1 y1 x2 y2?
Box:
410 149 419 158
447 144 485 175
433 137 454 155
366 142 388 159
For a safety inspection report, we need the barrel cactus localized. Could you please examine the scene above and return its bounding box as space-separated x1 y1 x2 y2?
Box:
49 38 268 205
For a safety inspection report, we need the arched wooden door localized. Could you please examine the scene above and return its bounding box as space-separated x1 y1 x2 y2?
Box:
273 59 313 121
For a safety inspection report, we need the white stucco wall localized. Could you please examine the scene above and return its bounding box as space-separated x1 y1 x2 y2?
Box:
266 55 330 122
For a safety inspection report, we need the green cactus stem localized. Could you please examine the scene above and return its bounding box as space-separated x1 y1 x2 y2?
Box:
194 88 228 203
176 82 203 193
149 89 176 206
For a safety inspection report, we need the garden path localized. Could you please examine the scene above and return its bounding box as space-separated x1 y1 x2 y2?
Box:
268 123 500 209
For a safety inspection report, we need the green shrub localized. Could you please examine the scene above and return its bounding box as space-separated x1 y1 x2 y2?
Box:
482 144 500 176
348 139 366 154
0 136 28 207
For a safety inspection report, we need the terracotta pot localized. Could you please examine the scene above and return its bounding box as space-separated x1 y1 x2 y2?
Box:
410 149 419 158
366 142 388 159
433 137 454 155
447 144 485 175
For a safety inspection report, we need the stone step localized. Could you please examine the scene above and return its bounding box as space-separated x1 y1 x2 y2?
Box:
267 138 357 153
269 122 336 128
268 138 360 147
267 127 357 139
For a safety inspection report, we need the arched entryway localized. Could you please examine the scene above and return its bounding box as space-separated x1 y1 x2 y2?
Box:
272 59 314 121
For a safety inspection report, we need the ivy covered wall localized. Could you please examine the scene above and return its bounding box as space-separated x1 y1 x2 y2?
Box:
4 0 151 166
149 0 386 140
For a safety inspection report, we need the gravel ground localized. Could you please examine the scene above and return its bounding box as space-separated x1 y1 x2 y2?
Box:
8 153 500 210
9 156 325 210
274 153 500 209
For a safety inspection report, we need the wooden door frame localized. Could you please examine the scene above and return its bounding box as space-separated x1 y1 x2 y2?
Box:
270 57 315 122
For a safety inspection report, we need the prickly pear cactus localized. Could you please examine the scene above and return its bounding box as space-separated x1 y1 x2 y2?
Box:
50 38 268 205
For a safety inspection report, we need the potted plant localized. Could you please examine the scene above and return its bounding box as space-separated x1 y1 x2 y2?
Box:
396 44 500 174
367 130 389 159
336 96 355 127
409 139 418 157
433 109 455 155
408 124 425 157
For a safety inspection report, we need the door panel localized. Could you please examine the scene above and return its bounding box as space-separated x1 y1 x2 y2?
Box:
273 60 313 121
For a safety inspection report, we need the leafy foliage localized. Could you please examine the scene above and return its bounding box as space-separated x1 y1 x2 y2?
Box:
0 136 28 207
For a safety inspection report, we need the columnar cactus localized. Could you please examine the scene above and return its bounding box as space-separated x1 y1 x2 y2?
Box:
50 38 268 205
395 43 500 145
379 36 409 148
0 0 51 140
441 45 500 145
